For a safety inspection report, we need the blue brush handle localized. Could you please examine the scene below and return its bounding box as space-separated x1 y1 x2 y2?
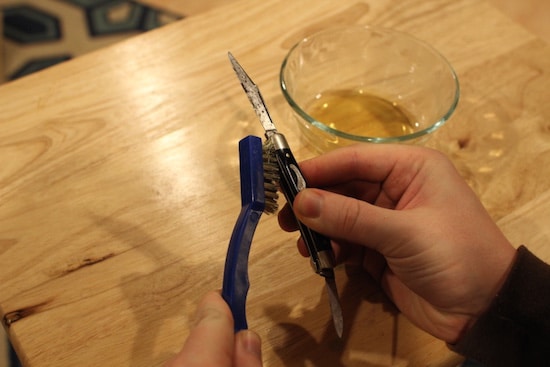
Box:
222 136 265 332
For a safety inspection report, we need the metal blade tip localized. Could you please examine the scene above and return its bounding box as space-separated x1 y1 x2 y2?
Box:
227 52 249 84
226 52 278 133
325 277 343 338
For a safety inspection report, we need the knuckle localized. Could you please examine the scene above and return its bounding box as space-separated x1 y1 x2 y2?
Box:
338 199 362 236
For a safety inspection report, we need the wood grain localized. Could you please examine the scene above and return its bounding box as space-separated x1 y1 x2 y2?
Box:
487 0 550 44
0 0 549 366
498 189 550 259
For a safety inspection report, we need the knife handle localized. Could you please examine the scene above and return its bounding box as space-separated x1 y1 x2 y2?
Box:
268 133 335 277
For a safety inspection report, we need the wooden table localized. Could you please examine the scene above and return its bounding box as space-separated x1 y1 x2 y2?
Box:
1 0 549 366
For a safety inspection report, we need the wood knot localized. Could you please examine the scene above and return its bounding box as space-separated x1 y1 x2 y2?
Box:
457 136 471 149
2 300 52 328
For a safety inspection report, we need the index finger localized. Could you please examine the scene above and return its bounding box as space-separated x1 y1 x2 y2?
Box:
299 144 433 187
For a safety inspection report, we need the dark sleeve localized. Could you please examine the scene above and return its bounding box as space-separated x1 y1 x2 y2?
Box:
450 245 550 366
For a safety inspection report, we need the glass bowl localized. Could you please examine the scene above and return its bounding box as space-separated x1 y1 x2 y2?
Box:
280 25 460 152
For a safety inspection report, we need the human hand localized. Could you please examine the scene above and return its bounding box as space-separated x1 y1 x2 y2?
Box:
278 144 516 344
166 291 262 367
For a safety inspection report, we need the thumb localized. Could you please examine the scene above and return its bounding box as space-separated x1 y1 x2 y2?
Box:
293 188 407 254
234 330 262 366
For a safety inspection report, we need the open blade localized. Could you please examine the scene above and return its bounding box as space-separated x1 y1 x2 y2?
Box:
228 52 277 133
325 277 344 338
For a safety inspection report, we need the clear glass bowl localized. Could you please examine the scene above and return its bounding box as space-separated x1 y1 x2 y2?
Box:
280 26 460 152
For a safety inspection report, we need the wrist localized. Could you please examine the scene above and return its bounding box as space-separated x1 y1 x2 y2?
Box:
446 241 517 344
450 246 550 365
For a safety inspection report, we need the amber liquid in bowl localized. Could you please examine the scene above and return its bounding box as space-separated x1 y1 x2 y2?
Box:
305 89 416 140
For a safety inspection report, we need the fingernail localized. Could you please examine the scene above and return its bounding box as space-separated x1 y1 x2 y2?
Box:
295 189 322 219
239 330 262 358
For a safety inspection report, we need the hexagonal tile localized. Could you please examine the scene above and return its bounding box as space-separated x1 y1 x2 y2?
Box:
87 1 145 35
10 55 72 80
60 0 113 8
3 5 62 44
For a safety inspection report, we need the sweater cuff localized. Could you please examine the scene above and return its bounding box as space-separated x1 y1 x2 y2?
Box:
450 245 550 366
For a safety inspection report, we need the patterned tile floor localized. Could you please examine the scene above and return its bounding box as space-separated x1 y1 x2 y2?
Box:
1 0 183 83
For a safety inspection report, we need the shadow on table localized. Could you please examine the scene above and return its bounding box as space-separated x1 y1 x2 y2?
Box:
265 268 399 367
92 214 217 366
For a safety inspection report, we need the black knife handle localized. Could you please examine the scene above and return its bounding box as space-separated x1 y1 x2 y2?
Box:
268 133 335 277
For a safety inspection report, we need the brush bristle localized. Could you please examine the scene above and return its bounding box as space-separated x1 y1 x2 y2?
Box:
262 143 279 214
